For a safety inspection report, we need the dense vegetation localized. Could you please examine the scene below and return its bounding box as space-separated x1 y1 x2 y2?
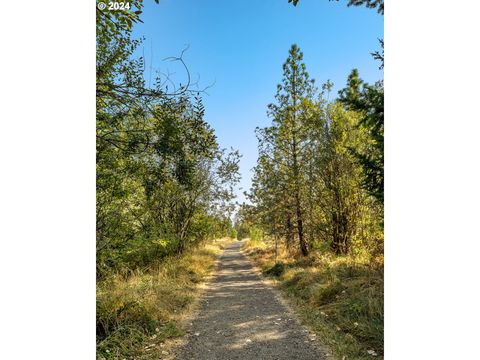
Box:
97 1 383 359
96 1 239 279
238 44 383 260
236 38 383 360
97 239 231 359
96 2 239 358
243 237 383 359
236 6 384 359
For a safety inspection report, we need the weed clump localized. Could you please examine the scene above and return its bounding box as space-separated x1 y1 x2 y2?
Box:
96 299 160 341
311 281 345 306
265 262 285 277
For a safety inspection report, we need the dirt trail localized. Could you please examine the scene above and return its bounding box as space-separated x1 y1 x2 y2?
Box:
173 241 327 360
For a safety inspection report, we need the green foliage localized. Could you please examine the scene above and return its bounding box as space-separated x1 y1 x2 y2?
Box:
96 241 224 359
242 45 383 258
250 44 315 255
249 226 265 241
339 69 384 204
371 38 384 70
245 239 383 359
96 3 241 280
265 262 286 277
312 280 345 305
236 225 249 240
96 2 383 358
96 299 159 341
96 5 240 357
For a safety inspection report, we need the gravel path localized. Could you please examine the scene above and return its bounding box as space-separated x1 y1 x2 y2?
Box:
174 241 327 360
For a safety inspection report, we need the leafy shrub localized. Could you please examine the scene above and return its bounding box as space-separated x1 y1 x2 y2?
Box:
249 226 264 241
265 262 285 277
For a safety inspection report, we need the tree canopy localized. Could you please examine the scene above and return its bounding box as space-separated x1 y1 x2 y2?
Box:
241 45 383 257
96 1 240 278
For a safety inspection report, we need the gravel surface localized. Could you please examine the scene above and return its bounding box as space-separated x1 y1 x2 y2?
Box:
174 241 327 360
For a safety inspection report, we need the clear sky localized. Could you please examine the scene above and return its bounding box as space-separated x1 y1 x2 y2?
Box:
132 0 383 204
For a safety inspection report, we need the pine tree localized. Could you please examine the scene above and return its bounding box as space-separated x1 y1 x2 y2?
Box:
339 69 384 203
261 44 316 256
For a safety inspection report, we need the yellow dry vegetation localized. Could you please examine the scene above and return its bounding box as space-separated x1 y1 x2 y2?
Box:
96 238 232 359
243 238 383 360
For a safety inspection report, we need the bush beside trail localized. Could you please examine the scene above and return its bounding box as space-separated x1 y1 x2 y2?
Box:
243 238 383 360
96 239 231 360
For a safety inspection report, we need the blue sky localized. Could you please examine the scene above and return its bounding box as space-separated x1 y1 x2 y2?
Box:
133 0 383 204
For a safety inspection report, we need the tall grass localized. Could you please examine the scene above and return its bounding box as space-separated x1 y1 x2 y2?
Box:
96 239 231 359
243 238 384 360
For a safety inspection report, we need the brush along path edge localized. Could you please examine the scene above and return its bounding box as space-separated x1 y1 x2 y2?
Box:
172 240 328 360
157 240 228 360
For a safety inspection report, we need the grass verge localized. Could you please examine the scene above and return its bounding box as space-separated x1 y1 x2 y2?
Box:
242 238 383 360
96 238 231 359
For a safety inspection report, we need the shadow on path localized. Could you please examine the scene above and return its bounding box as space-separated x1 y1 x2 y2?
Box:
174 241 326 360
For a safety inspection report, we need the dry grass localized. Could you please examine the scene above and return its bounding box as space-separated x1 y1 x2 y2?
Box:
243 238 384 360
96 238 232 359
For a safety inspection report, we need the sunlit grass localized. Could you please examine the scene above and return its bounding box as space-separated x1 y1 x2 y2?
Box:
96 238 232 359
243 238 383 360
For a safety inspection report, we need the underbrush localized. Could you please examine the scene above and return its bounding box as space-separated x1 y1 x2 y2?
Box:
96 238 231 359
243 238 383 360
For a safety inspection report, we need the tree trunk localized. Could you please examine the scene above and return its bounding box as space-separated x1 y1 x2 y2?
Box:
290 54 308 256
292 130 308 256
286 215 294 248
296 192 308 256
